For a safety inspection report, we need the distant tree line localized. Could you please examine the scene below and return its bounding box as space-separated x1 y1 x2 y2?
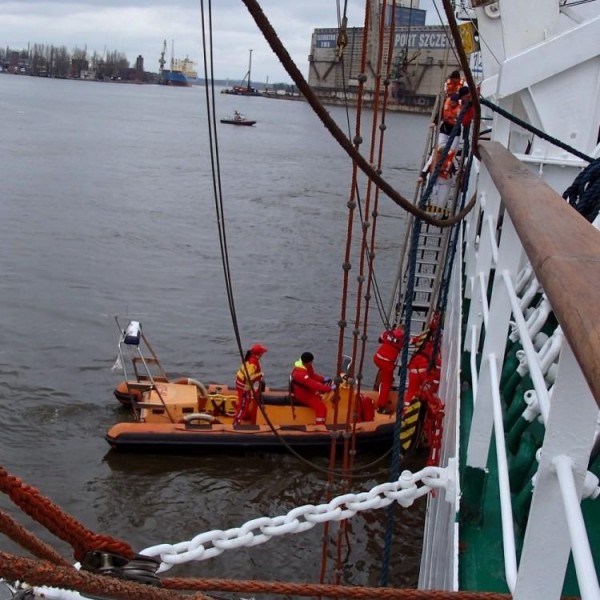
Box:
0 44 297 87
0 44 154 82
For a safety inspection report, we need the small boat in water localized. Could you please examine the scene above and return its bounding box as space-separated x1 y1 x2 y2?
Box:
221 49 263 96
220 110 256 126
108 320 400 453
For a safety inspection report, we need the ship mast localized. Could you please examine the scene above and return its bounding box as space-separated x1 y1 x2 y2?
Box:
247 49 253 92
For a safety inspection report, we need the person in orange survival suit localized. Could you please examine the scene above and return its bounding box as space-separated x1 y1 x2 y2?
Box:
373 326 405 413
234 343 267 424
406 323 441 404
290 352 334 425
444 70 464 98
418 145 457 217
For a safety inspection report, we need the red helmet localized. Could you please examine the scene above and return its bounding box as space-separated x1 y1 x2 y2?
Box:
251 344 268 355
392 327 404 339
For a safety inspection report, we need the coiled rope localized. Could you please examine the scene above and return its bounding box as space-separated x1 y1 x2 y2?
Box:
562 158 600 222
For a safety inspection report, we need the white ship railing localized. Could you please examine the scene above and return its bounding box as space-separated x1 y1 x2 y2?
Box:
420 141 600 600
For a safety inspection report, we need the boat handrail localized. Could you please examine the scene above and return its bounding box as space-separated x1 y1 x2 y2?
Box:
479 140 600 408
454 140 600 598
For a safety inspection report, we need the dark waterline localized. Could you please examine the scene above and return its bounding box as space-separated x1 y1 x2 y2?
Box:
0 75 430 594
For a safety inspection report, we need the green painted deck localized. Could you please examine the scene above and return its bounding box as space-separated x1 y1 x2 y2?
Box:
458 350 600 596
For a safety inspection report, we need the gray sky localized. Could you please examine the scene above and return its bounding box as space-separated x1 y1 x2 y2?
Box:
0 0 440 83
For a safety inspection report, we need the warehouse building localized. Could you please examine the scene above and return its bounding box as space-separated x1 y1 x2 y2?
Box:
307 1 471 113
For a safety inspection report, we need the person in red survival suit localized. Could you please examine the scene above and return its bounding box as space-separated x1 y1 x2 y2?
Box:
290 352 334 425
234 343 268 424
406 321 441 404
373 326 405 413
458 85 474 128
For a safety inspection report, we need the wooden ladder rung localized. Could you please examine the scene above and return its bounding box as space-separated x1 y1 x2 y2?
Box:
132 357 161 365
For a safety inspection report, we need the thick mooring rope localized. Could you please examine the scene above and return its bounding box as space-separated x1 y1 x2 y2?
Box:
0 467 134 562
562 158 600 222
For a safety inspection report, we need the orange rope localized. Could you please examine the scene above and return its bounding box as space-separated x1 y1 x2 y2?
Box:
0 508 71 567
0 466 134 562
164 575 517 599
331 0 401 586
0 552 208 600
318 0 375 587
1 552 584 600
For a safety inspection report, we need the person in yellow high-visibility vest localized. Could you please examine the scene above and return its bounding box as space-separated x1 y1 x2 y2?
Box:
234 343 267 424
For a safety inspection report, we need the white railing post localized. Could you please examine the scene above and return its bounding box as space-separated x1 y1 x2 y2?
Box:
463 162 482 299
466 209 523 468
463 165 502 352
514 342 599 600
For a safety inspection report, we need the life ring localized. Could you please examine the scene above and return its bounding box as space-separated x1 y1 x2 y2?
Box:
172 377 208 410
182 413 221 425
113 381 141 406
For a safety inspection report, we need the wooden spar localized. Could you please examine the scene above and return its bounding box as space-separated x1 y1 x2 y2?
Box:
479 141 600 408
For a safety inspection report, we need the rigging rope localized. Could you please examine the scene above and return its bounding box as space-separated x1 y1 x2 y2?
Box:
440 0 481 159
0 509 71 568
380 201 423 586
241 0 476 228
380 0 478 584
0 550 518 600
326 0 403 588
0 467 135 563
431 127 476 369
199 0 246 366
199 0 388 482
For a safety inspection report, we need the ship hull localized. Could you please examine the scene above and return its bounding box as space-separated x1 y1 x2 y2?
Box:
160 70 190 87
105 420 396 454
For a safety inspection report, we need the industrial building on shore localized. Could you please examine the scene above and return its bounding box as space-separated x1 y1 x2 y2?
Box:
307 0 474 113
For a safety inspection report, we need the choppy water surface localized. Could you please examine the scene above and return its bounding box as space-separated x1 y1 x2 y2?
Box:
0 75 430 594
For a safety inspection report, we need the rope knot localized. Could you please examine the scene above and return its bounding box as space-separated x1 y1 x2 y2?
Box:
336 16 348 58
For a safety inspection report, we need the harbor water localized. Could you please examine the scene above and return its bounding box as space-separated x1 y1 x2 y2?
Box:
0 74 430 593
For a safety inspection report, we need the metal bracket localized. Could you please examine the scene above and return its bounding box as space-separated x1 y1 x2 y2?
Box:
81 551 161 587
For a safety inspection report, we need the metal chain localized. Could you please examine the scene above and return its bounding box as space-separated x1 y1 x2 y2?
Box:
141 466 453 573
